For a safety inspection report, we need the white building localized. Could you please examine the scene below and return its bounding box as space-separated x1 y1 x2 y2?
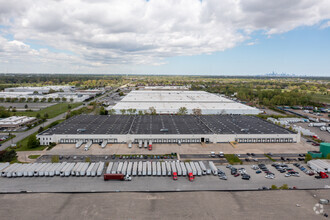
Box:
4 86 74 94
107 90 261 115
0 116 37 129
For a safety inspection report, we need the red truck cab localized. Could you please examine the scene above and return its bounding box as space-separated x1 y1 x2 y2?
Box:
148 144 152 151
188 172 194 181
320 172 329 179
173 172 178 180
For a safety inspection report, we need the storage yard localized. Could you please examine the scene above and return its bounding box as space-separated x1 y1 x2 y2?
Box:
107 90 261 115
37 115 299 145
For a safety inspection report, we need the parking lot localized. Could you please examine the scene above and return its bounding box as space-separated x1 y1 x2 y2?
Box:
1 190 329 220
45 142 316 156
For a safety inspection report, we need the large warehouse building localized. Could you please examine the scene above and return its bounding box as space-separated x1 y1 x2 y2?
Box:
37 115 299 145
107 90 261 115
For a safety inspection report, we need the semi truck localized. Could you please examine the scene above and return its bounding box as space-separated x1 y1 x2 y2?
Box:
104 173 132 181
208 161 218 175
180 162 187 176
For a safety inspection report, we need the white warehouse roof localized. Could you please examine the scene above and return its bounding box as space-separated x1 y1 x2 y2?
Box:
108 90 261 115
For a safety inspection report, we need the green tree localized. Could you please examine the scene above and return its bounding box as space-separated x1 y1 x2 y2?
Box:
48 97 53 102
99 106 107 115
36 113 41 118
27 97 33 102
61 97 67 102
34 97 39 102
108 109 116 115
149 107 156 115
178 107 188 115
38 126 44 133
305 154 312 162
326 153 330 159
27 135 40 149
41 98 46 102
44 113 49 119
120 109 126 115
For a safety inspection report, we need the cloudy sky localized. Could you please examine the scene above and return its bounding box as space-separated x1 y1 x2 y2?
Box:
0 0 329 75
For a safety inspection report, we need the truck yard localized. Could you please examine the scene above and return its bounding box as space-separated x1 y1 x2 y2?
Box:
0 160 329 193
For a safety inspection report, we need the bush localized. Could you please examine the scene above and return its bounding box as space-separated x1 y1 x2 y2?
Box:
0 149 17 162
326 153 330 159
271 185 278 190
224 154 242 165
305 154 312 162
85 157 91 162
279 184 289 190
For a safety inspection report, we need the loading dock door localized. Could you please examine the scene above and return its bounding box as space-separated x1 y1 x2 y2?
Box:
201 138 205 142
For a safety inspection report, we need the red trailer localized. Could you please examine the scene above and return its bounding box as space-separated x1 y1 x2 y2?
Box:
104 173 131 181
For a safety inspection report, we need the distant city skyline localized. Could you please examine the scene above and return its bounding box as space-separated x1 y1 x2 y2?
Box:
0 0 330 76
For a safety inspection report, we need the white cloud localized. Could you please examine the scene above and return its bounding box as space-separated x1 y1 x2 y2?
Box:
0 0 330 72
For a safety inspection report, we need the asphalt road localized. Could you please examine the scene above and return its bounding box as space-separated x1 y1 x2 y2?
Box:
0 190 329 220
0 90 113 151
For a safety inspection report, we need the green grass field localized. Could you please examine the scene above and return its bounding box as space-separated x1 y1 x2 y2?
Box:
310 93 330 104
28 155 40 159
224 154 242 165
14 102 82 118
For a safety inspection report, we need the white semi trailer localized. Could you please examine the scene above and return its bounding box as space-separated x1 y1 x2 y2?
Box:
127 162 133 176
86 163 96 176
194 162 202 176
101 140 108 148
80 163 90 176
55 162 67 176
208 161 218 175
189 162 197 176
161 162 167 176
176 161 182 176
152 162 157 176
106 162 114 174
75 140 83 149
142 162 147 176
198 161 207 175
147 161 152 176
132 162 138 176
156 162 161 176
180 162 187 176
121 162 128 175
165 161 172 176
138 161 143 176
97 162 105 176
171 161 177 175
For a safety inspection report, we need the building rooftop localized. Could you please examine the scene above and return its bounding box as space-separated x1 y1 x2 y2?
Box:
40 115 294 136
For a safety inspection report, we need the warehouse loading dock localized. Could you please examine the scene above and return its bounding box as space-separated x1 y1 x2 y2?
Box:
37 115 300 146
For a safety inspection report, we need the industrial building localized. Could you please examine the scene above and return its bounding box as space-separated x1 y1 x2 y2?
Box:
4 86 74 94
0 116 37 129
107 90 261 115
37 115 299 145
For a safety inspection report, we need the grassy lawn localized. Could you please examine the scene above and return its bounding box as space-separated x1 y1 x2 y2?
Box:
14 102 82 118
224 154 242 165
264 154 276 162
28 155 40 159
310 93 330 104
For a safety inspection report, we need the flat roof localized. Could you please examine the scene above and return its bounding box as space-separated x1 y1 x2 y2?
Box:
40 115 294 135
108 90 261 114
